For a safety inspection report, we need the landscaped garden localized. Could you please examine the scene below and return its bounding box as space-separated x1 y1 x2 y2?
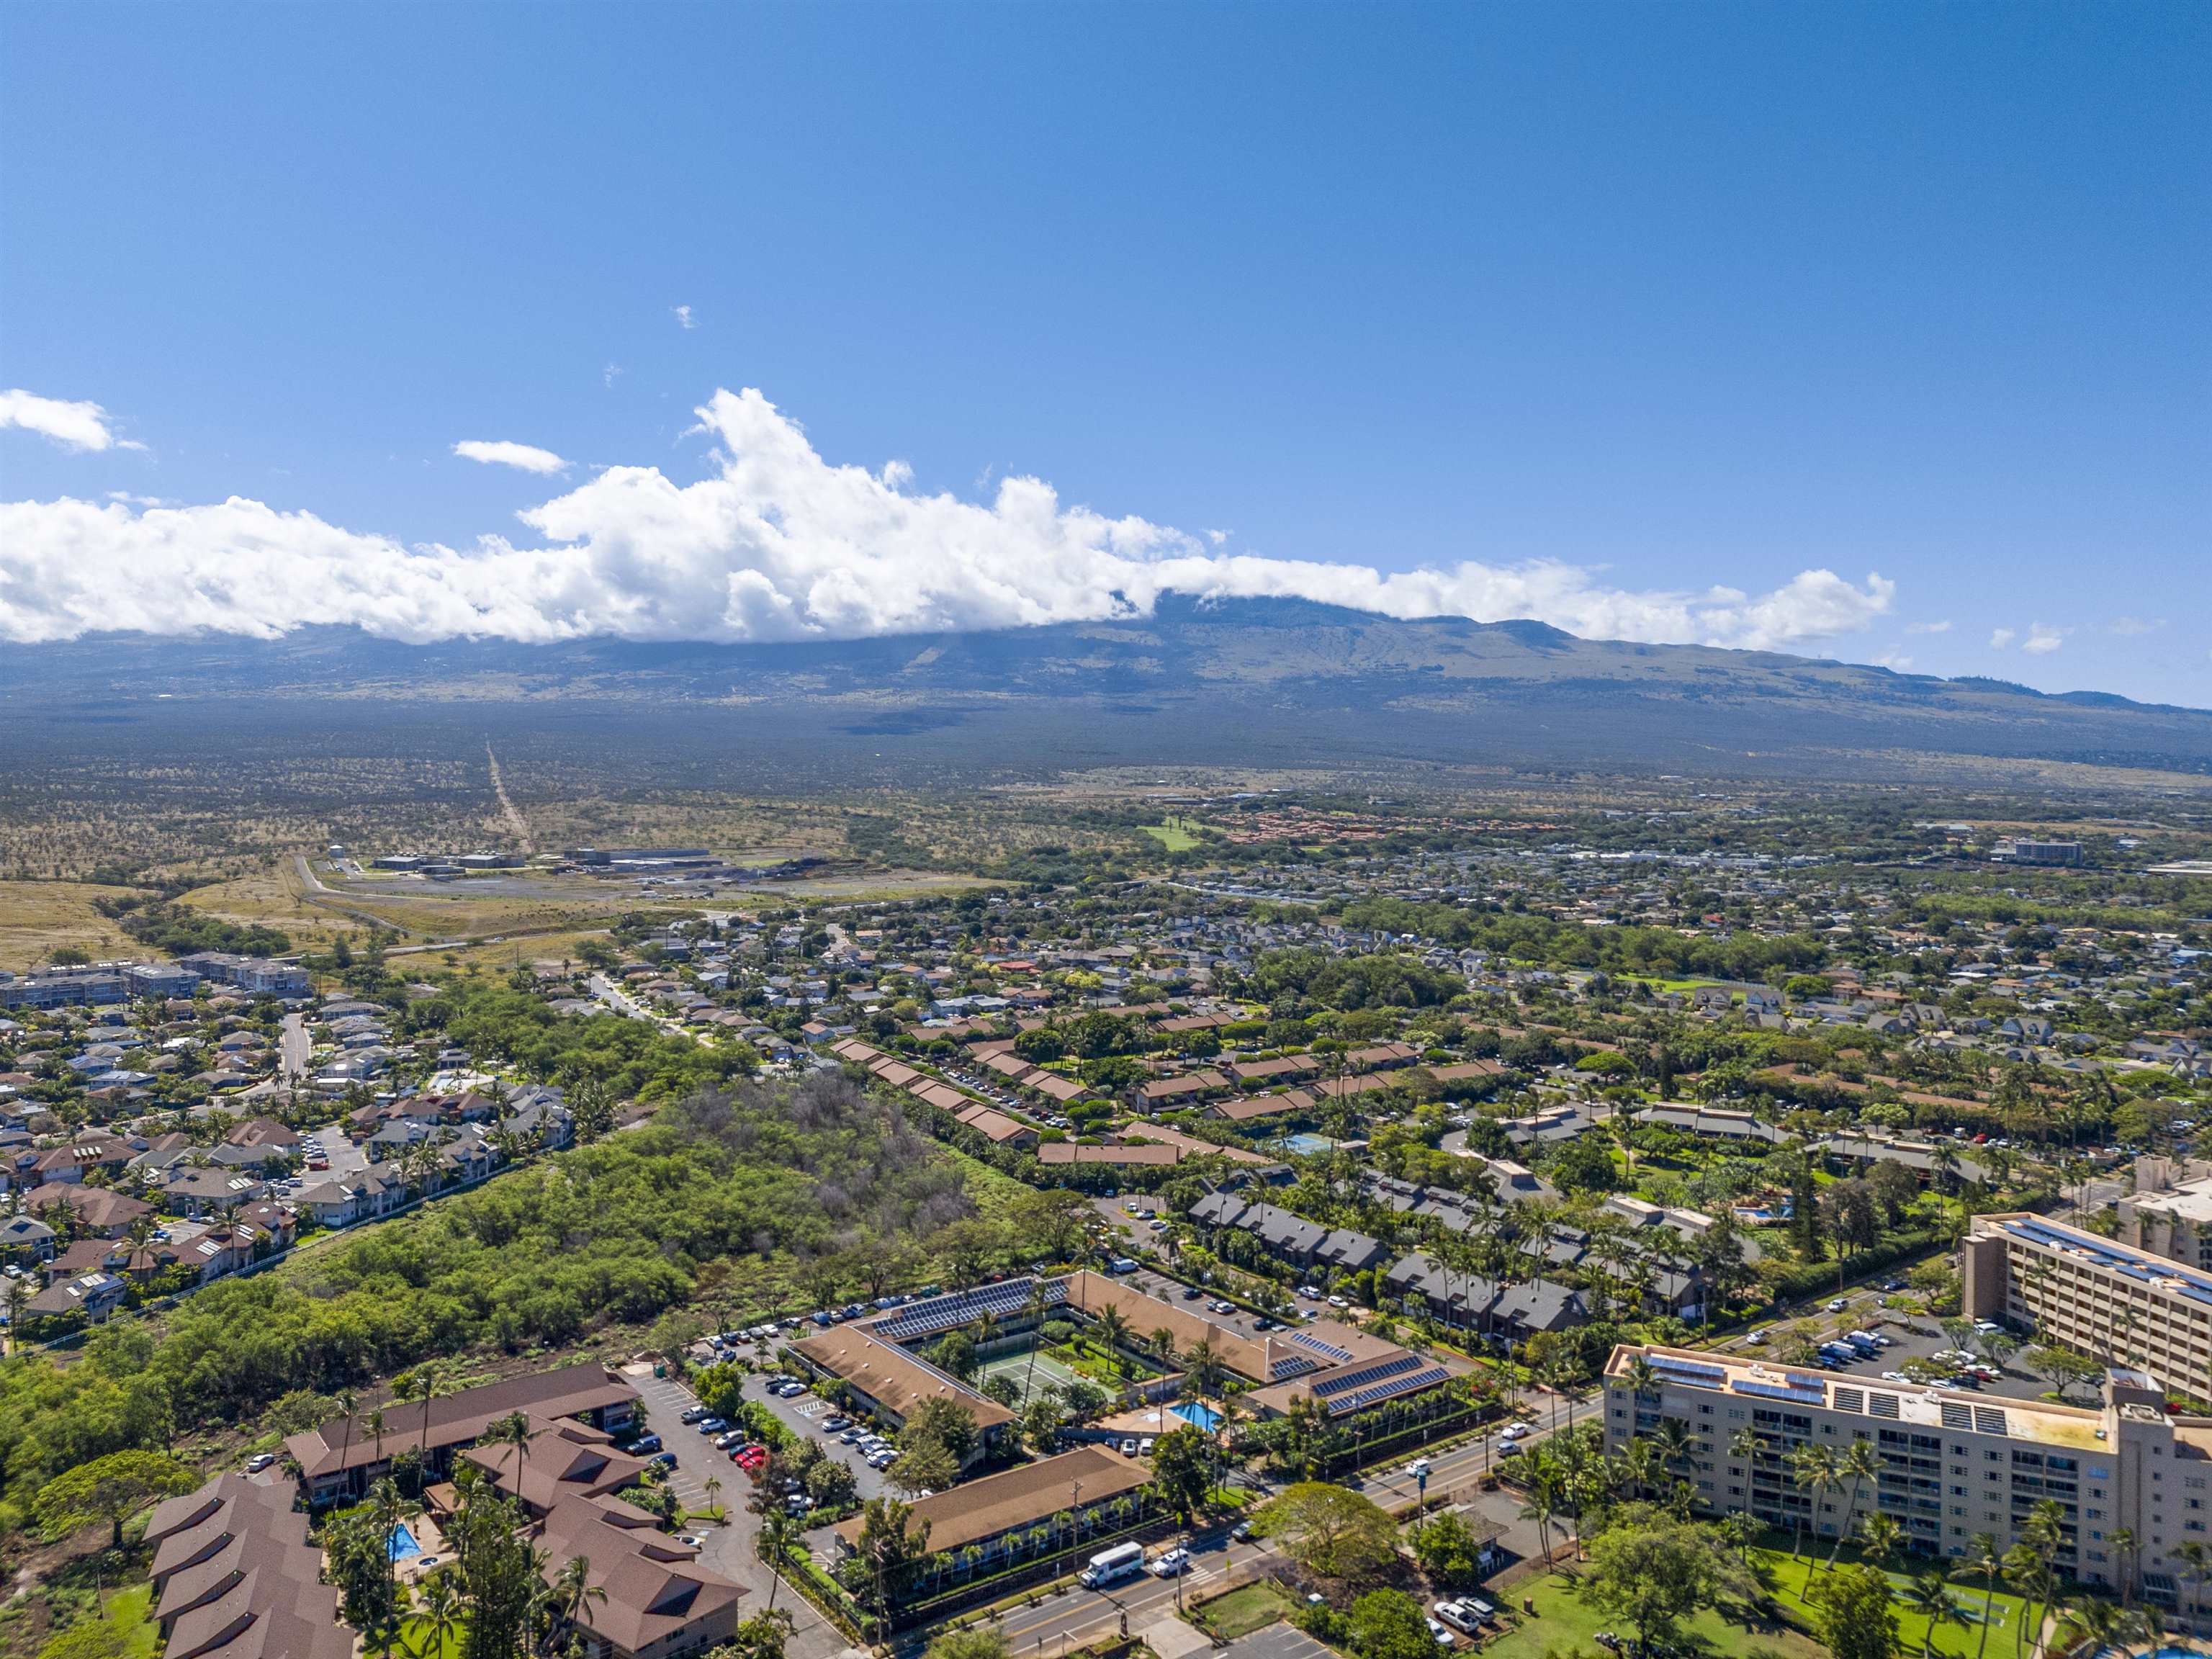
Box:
1478 1542 2038 1659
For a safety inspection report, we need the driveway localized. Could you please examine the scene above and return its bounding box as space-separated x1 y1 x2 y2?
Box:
625 1366 853 1659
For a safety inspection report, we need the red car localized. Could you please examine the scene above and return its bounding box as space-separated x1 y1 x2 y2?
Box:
732 1444 768 1473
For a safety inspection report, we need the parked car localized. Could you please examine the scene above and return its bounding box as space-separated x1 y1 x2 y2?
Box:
244 1453 275 1473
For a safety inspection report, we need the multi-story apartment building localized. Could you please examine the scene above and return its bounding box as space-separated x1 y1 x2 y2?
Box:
1963 1214 2212 1401
2119 1179 2212 1272
1604 1344 2211 1617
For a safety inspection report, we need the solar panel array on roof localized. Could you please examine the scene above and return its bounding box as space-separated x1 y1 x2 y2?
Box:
1313 1354 1423 1399
1734 1379 1824 1406
1649 1356 1727 1391
2006 1218 2212 1302
1326 1364 1449 1415
1287 1330 1354 1363
869 1278 1063 1343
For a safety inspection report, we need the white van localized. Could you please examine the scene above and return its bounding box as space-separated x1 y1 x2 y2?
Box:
1079 1542 1146 1588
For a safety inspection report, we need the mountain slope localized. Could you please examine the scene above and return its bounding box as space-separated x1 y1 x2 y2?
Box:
4 597 2207 781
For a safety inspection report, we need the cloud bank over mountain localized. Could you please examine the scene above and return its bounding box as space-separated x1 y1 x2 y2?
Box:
1 387 1894 651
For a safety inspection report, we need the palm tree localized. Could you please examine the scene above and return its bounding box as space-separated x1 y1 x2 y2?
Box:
1650 1418 1694 1487
489 1409 538 1502
4 1273 32 1357
1090 1304 1130 1360
1728 1425 1763 1482
411 1570 463 1659
1789 1443 1835 1586
2107 1525 2136 1609
758 1508 793 1612
336 1388 359 1499
2002 1542 2046 1659
413 1363 444 1470
1951 1533 2003 1659
1859 1512 1905 1570
1019 1279 1052 1402
2175 1539 2212 1647
367 1406 387 1474
1823 1439 1883 1571
1902 1572 1969 1659
703 1475 723 1522
547 1554 606 1654
1517 1476 1558 1568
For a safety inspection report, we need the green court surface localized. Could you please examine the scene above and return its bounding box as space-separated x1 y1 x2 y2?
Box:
976 1348 1084 1403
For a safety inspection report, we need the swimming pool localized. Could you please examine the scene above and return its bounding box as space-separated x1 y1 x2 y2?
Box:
388 1523 421 1563
1172 1402 1222 1431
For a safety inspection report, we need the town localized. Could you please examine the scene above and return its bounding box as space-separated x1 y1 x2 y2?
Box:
0 783 2206 1659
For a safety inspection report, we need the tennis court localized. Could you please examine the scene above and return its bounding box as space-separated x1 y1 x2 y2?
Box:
975 1347 1086 1404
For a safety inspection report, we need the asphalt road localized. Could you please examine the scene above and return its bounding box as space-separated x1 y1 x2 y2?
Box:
904 1388 1601 1655
279 1012 313 1082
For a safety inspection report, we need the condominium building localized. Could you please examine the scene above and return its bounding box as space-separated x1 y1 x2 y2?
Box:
1963 1213 2212 1401
1603 1344 2212 1617
2120 1179 2212 1272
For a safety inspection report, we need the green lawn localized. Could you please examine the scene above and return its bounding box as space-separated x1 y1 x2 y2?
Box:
1478 1560 1825 1659
1140 821 1202 852
1754 1546 2029 1657
1480 1543 2038 1659
399 1619 462 1659
101 1583 162 1659
1192 1581 1300 1640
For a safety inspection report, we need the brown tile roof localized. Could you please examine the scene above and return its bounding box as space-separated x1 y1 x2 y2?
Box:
832 1444 1151 1556
1209 1089 1315 1123
539 1495 747 1656
283 1361 635 1479
457 1413 650 1515
792 1326 1016 1429
1056 1271 1274 1382
1037 1142 1180 1166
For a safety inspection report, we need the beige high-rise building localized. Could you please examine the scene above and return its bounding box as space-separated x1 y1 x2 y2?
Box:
1604 1343 2212 1617
1962 1213 2212 1400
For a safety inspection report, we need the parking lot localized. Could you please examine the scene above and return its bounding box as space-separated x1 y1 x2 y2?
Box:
739 1370 894 1501
1769 1314 2047 1403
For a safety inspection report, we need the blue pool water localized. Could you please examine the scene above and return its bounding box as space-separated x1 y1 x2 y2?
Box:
388 1524 421 1563
1173 1402 1222 1431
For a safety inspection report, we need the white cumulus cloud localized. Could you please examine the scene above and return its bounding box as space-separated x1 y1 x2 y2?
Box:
1905 619 1952 635
673 305 696 330
2023 624 2066 656
0 389 141 453
1990 627 2018 650
452 439 569 475
1 386 1898 652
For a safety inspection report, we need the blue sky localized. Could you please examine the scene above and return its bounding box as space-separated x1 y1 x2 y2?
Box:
1 2 2205 703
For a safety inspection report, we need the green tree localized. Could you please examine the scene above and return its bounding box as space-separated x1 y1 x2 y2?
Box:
32 1450 200 1549
1348 1590 1438 1659
1816 1563 1902 1659
1150 1425 1212 1520
1578 1512 1744 1652
850 1496 932 1615
1252 1483 1398 1583
1410 1512 1485 1590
